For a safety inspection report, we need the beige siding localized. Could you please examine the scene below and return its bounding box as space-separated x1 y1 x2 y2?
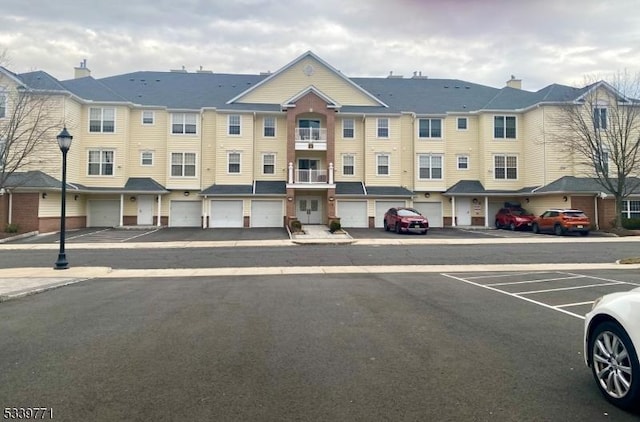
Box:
479 113 526 190
444 114 480 187
237 57 380 106
38 193 86 218
201 110 217 189
254 114 287 180
127 109 169 185
364 116 402 186
214 112 254 185
521 107 546 187
334 116 365 181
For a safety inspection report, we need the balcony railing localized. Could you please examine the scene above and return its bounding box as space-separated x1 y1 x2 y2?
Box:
295 127 327 141
295 169 328 184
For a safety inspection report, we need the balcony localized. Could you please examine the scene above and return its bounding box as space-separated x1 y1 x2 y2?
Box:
287 163 335 187
295 169 328 184
295 127 327 151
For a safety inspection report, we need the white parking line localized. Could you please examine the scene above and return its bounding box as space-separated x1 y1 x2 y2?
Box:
120 229 161 242
463 271 553 280
556 301 595 308
514 282 624 295
441 272 587 320
65 228 110 241
486 275 583 287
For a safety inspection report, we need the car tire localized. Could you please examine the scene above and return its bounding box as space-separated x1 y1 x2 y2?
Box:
395 223 401 234
495 220 501 229
509 222 516 231
532 223 540 234
384 220 390 232
421 230 427 235
554 224 564 236
589 321 640 410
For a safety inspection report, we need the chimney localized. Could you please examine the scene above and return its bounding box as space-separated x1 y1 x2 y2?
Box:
506 75 521 89
74 59 91 79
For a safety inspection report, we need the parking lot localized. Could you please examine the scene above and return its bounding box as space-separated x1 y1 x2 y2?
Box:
443 270 640 320
8 225 612 244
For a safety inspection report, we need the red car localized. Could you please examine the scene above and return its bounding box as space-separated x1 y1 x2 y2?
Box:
384 207 429 234
495 206 535 231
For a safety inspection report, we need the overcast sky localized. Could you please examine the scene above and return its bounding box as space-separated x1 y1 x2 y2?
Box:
1 0 639 91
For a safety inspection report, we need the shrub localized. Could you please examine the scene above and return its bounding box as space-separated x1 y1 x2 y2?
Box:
290 219 302 233
5 223 19 233
622 218 640 230
329 220 342 233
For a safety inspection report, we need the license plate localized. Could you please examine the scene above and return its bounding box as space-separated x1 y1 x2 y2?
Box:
577 225 583 228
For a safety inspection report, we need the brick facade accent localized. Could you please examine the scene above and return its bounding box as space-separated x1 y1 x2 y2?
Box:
11 193 40 232
39 216 86 233
0 194 8 229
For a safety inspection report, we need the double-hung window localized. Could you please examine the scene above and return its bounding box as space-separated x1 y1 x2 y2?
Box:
621 200 640 219
142 111 154 125
594 107 607 129
418 154 443 179
418 118 442 139
263 117 275 137
343 119 355 138
457 117 467 130
457 155 469 170
0 89 7 119
171 152 196 177
140 151 154 166
172 113 197 134
494 154 518 180
228 115 241 135
88 150 114 175
89 107 115 133
376 154 390 175
494 116 516 139
228 152 241 174
377 118 389 138
262 154 275 174
343 154 355 175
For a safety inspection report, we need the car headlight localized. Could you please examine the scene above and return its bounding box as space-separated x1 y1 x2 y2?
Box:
591 296 603 310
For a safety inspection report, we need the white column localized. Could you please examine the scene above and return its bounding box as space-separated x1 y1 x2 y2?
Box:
288 162 294 184
119 194 124 227
157 195 162 227
484 196 489 227
329 162 334 184
451 197 456 227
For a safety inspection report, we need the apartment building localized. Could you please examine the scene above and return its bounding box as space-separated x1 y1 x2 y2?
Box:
0 51 637 233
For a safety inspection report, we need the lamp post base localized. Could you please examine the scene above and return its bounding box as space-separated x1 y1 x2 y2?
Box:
54 254 69 270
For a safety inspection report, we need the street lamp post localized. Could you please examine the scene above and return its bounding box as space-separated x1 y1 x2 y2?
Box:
54 127 73 270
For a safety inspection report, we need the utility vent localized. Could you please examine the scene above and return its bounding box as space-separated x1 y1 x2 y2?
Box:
170 66 187 73
411 71 428 79
387 71 404 79
196 66 212 73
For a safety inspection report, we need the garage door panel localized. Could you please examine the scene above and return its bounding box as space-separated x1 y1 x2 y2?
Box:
211 200 243 228
170 201 201 227
88 200 120 227
251 200 283 227
413 202 443 228
375 201 405 228
337 201 368 228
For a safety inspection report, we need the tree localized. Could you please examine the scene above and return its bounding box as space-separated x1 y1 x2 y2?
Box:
0 51 63 192
553 71 640 229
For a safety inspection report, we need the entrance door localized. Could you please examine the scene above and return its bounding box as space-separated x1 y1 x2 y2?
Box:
297 196 322 224
137 195 154 225
456 198 472 225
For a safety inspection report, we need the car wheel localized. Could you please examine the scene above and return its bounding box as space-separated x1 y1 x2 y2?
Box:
554 224 564 236
532 223 540 234
589 321 640 410
395 223 401 234
495 220 501 229
509 222 516 231
384 220 390 232
580 231 589 236
421 230 427 235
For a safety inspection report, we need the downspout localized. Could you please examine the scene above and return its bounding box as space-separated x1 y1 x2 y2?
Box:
542 106 547 186
8 190 12 224
201 111 206 228
594 194 600 230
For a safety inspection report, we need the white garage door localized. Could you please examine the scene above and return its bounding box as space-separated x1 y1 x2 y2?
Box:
251 200 283 227
210 200 243 228
88 200 120 227
375 200 406 228
337 200 368 227
413 202 443 228
170 201 201 227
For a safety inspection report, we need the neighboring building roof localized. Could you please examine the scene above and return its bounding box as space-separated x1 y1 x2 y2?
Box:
61 77 129 102
254 181 286 195
445 180 539 196
534 176 603 194
201 184 253 195
365 186 414 196
3 171 66 189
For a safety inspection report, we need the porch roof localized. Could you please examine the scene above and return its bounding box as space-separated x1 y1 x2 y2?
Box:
445 180 539 196
200 184 253 196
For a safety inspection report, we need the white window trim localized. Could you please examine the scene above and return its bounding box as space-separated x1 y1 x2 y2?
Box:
493 154 518 180
594 106 608 130
376 153 390 176
376 118 390 139
457 117 468 131
457 155 469 170
493 115 517 140
140 151 154 166
227 151 241 174
263 116 276 138
342 118 355 139
88 107 116 134
228 115 241 136
342 154 356 176
417 118 443 139
87 149 115 176
170 152 197 178
171 113 198 135
417 153 444 180
262 153 276 175
0 89 7 119
141 110 155 125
